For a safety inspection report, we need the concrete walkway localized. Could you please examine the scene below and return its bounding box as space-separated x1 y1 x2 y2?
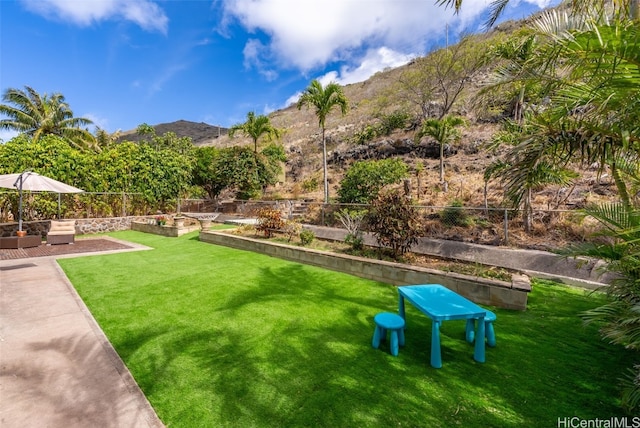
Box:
0 240 164 427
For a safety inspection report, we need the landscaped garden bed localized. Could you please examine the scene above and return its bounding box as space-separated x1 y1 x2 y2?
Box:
202 227 530 310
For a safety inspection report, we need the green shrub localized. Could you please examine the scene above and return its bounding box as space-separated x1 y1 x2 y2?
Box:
299 229 315 246
349 125 379 145
440 200 474 227
338 158 408 204
283 221 302 242
302 177 319 192
378 110 411 135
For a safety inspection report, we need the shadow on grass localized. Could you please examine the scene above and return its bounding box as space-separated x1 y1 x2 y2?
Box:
111 263 633 427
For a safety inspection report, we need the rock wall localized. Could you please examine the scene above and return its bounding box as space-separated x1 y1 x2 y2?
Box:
0 216 154 238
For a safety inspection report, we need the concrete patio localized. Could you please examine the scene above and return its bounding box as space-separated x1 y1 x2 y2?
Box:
0 238 163 427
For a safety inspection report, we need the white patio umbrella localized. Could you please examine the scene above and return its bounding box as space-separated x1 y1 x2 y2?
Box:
0 171 84 231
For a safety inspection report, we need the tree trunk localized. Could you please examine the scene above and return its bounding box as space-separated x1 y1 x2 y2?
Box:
322 127 329 203
439 143 445 183
483 181 488 215
524 187 532 233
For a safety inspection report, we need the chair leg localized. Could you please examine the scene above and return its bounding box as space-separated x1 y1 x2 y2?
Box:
486 322 496 347
465 319 475 343
398 327 405 347
390 330 399 356
372 326 384 349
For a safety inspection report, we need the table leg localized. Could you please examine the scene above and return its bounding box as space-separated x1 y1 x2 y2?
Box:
398 295 406 320
431 320 442 368
473 315 486 363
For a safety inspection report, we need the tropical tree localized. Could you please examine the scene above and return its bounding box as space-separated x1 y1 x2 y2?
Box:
0 86 97 150
395 35 488 123
477 11 640 412
228 111 282 153
563 203 640 414
417 115 465 186
193 145 284 200
338 158 409 204
297 80 348 203
438 0 639 27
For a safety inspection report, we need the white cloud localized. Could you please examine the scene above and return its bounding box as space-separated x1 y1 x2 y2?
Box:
148 63 189 96
520 0 555 9
222 0 560 111
0 129 20 143
332 47 415 86
19 0 169 33
281 47 414 109
222 0 479 72
283 91 302 109
84 113 109 132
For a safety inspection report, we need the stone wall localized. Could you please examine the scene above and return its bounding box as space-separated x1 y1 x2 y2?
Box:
200 231 530 310
0 216 155 238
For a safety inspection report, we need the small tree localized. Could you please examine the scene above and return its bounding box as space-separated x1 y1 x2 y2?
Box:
366 191 421 258
417 115 465 186
256 207 285 237
228 111 282 153
335 208 366 250
297 80 348 203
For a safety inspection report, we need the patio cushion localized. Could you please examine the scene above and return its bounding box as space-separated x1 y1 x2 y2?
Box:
47 220 76 245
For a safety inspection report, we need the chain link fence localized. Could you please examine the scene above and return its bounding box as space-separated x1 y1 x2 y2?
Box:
0 191 180 223
0 193 600 251
195 200 596 252
301 202 597 251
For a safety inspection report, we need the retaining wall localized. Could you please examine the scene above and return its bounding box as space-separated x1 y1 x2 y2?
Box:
0 216 155 238
200 231 530 310
302 225 614 289
131 221 199 237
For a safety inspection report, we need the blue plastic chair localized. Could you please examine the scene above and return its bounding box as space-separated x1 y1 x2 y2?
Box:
465 310 497 347
372 312 406 356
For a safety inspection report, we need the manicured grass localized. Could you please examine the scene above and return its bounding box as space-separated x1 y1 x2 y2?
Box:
58 231 635 427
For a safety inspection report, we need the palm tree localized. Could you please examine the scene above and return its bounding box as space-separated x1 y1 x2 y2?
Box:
297 80 348 203
417 115 465 186
228 111 282 153
0 86 97 150
438 0 638 28
563 202 640 414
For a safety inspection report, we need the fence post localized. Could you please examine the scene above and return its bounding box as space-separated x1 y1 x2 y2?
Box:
122 191 126 217
321 204 326 226
503 208 509 246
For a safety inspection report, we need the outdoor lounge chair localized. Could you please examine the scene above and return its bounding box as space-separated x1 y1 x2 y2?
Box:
47 220 76 245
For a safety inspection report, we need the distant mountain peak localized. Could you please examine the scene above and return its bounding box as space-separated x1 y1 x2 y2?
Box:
118 120 228 146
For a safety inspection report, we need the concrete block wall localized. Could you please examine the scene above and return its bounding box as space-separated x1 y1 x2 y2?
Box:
130 221 198 237
303 224 614 289
200 231 530 310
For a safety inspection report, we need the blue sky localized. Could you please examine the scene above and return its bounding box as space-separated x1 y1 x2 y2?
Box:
0 0 558 141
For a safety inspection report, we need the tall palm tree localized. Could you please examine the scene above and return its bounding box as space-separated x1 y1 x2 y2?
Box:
297 80 348 203
0 86 97 150
228 111 282 153
417 115 465 185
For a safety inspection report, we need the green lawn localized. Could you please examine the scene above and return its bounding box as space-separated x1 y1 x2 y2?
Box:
58 231 635 427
